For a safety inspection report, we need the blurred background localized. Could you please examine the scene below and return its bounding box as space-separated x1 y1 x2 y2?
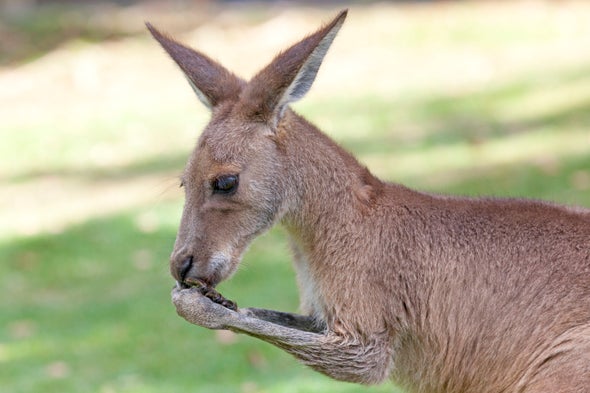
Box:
1 1 589 392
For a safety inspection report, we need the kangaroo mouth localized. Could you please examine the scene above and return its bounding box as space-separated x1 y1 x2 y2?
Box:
181 277 238 311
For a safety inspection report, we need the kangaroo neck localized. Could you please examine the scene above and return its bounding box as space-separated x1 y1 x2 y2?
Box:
277 110 379 249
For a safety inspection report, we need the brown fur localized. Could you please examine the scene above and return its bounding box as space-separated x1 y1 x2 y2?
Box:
148 11 590 392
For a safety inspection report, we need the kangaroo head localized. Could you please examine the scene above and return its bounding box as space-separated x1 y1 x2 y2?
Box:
148 11 347 286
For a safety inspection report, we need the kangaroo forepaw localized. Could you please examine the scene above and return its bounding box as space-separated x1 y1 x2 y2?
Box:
171 286 236 330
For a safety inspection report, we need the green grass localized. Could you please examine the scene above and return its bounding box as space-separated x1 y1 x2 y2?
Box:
2 2 590 393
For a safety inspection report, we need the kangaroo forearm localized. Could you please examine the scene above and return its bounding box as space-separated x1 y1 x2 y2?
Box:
172 287 391 384
281 335 394 385
241 307 325 333
172 286 322 344
231 308 393 384
228 309 322 345
228 314 391 384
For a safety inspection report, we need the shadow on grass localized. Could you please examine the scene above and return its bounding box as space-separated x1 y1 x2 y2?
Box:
7 151 189 184
0 3 139 66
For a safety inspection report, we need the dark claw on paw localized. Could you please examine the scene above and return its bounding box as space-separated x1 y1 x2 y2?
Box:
184 278 238 311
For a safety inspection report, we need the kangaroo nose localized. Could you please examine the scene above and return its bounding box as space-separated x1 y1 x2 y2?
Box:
178 256 193 282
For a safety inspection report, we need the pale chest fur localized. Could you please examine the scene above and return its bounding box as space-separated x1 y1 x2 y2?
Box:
289 240 326 322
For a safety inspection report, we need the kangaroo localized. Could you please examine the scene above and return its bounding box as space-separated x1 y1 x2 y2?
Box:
147 10 590 392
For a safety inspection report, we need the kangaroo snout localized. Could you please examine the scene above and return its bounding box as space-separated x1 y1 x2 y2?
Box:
176 256 193 283
171 252 212 286
169 247 194 283
170 246 231 287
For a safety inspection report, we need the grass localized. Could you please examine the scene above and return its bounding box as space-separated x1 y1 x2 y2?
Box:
1 2 590 393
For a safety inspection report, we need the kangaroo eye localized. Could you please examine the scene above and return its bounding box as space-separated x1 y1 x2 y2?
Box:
212 174 239 195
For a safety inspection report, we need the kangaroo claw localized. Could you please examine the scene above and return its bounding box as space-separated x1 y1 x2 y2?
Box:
184 278 238 311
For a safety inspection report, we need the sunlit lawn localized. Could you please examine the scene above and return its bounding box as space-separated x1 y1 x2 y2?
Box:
1 2 589 393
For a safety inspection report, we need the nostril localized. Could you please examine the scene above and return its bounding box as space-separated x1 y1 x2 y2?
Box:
179 256 193 282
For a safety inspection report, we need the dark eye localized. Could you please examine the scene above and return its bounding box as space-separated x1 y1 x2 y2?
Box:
212 174 239 195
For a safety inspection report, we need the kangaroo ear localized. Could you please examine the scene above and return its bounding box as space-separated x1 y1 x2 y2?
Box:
241 10 347 127
146 23 244 109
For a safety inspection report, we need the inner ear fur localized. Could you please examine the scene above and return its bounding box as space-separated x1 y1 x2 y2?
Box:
239 10 348 127
146 22 244 109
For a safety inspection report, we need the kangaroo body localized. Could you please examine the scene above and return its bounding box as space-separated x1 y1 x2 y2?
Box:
148 11 590 392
